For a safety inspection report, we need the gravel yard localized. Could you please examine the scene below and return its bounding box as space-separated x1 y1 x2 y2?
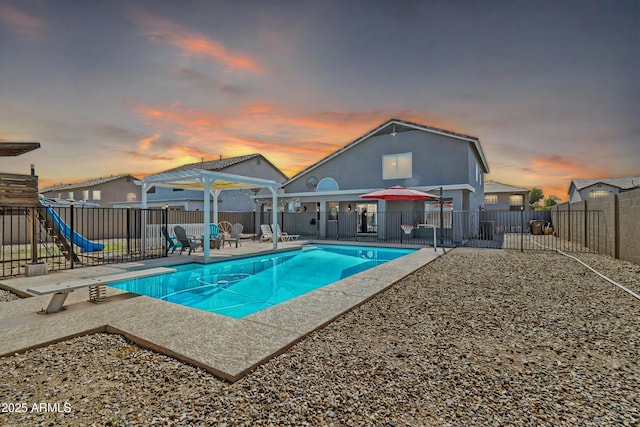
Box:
1 248 638 426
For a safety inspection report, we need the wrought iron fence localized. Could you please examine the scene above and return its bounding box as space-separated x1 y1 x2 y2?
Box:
0 205 167 278
259 209 605 253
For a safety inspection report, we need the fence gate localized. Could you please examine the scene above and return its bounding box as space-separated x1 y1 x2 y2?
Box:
456 209 605 253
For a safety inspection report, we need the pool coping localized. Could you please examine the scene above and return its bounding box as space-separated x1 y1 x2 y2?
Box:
0 245 444 382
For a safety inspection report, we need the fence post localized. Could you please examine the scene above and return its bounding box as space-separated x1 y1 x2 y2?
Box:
30 207 38 264
162 205 168 256
520 206 524 252
126 205 131 254
584 201 588 250
69 203 75 269
614 194 620 259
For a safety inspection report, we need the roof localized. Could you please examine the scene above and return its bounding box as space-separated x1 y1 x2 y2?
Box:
158 153 262 175
484 181 529 194
142 169 281 192
571 176 640 192
0 142 40 156
285 118 489 185
40 174 136 193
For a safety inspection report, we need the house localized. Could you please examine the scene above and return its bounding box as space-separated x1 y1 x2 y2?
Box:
568 176 640 202
129 154 288 211
40 174 140 208
483 181 529 211
280 118 489 238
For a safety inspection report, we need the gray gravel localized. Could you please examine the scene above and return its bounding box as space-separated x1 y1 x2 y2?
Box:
1 249 638 426
0 288 20 302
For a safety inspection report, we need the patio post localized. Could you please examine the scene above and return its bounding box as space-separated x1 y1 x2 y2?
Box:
202 178 213 259
268 187 279 249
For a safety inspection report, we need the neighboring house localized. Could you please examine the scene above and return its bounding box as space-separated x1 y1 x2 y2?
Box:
483 181 529 211
40 174 140 208
281 118 489 236
568 176 640 202
126 154 288 211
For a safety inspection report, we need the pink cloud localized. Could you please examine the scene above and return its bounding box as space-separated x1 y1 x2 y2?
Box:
132 10 262 73
0 1 46 37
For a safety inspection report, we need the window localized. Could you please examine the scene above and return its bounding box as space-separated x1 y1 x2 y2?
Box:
509 194 524 206
383 153 412 180
484 194 498 204
146 187 156 194
316 177 339 192
83 190 89 200
92 190 101 201
173 188 184 192
588 190 609 199
328 202 339 221
68 191 74 200
127 193 137 202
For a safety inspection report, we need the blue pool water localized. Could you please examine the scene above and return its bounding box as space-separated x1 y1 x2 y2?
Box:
109 244 415 318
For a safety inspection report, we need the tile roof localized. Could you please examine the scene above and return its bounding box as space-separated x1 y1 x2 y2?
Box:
40 174 136 192
156 154 261 175
571 176 640 191
484 181 529 193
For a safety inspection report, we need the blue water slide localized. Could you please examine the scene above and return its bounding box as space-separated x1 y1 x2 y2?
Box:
42 204 104 253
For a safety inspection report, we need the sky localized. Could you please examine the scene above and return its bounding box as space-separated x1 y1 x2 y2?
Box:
1 0 638 201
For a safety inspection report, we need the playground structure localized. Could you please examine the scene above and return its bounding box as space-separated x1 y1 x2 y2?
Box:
0 143 165 277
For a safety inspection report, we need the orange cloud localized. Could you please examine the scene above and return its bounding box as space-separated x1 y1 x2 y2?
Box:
132 10 262 73
136 133 160 150
132 101 485 179
0 1 46 37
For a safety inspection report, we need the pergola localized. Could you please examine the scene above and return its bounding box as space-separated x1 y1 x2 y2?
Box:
141 169 282 258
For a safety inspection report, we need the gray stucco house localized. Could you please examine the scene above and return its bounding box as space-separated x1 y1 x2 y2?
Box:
483 181 529 211
40 174 140 208
280 118 489 237
128 154 288 211
568 176 640 202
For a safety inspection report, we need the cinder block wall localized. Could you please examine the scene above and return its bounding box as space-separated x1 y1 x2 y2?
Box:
552 187 639 264
618 188 640 264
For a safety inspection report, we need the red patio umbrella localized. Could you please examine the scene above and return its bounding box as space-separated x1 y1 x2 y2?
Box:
360 185 438 200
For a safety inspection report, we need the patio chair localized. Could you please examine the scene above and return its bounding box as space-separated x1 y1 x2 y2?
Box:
260 224 273 242
203 223 222 250
273 223 300 241
174 225 202 255
224 223 244 248
161 225 182 254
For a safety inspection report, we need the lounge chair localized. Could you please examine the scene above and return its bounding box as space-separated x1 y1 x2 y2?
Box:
273 223 300 241
224 223 244 248
161 225 182 254
260 224 273 242
174 225 202 255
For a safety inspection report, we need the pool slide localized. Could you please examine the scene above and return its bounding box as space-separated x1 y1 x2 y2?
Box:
41 203 104 252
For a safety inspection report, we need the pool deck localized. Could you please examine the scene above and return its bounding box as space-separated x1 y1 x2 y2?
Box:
0 240 444 382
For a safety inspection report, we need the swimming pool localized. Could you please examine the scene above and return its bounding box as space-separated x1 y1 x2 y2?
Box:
109 244 414 318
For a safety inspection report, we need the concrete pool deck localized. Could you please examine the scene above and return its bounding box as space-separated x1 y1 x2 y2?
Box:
0 241 444 382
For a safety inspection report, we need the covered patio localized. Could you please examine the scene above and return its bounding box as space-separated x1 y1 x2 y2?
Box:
141 169 283 258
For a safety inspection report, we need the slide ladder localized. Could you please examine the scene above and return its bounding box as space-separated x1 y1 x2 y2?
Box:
35 207 80 262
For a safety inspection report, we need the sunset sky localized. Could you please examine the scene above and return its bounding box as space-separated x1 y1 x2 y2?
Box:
1 0 638 201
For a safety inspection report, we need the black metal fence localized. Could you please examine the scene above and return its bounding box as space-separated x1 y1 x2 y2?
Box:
1 205 605 278
0 206 167 278
259 209 604 253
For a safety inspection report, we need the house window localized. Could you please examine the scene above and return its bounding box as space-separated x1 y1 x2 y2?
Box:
92 190 101 201
484 194 498 204
588 190 609 199
147 187 156 194
68 191 74 200
509 194 524 206
316 177 339 192
173 188 184 192
127 193 137 202
383 152 412 180
83 190 89 200
328 202 338 221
